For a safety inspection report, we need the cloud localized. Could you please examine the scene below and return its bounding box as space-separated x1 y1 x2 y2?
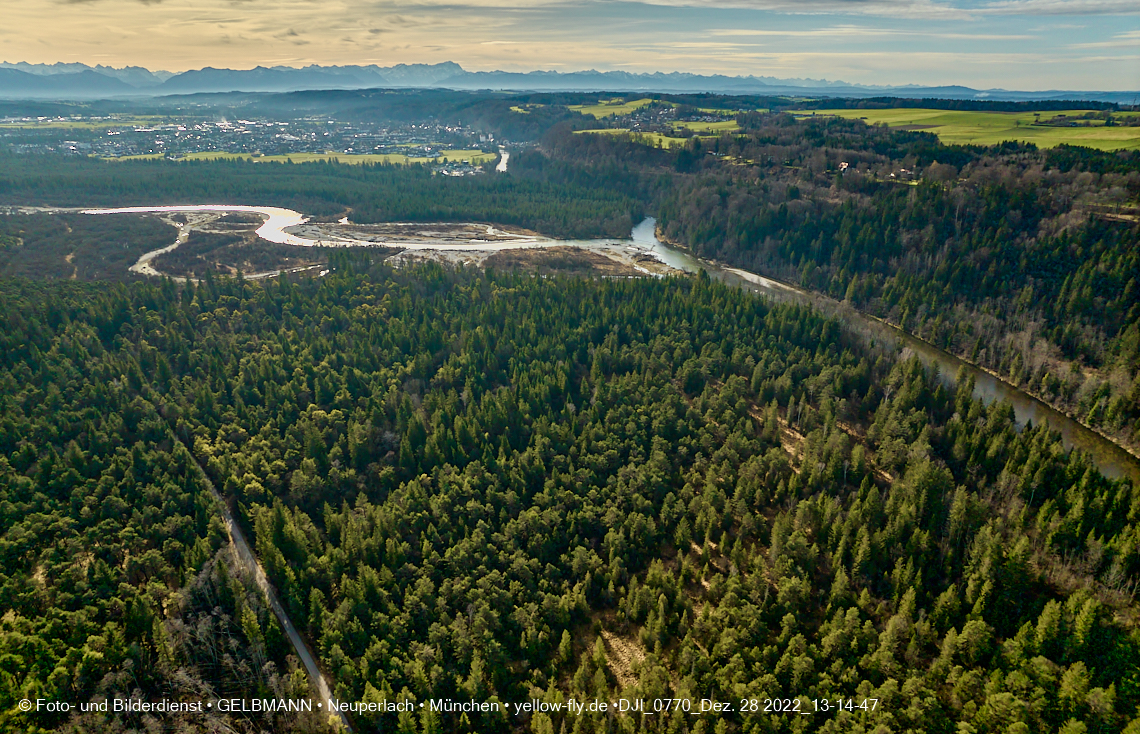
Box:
59 0 166 5
709 25 1035 39
40 0 1140 21
630 0 973 19
635 0 1140 18
50 0 967 18
6 0 1132 89
271 27 311 44
1067 29 1140 47
981 0 1140 14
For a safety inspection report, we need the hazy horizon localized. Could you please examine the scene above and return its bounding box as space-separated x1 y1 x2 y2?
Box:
2 0 1138 91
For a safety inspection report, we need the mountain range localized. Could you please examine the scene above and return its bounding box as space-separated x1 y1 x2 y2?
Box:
0 61 1135 104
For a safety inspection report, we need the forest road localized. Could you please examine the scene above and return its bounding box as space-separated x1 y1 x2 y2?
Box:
172 431 352 731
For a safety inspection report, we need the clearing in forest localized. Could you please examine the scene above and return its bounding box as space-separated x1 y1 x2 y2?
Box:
573 129 692 149
674 119 740 134
570 98 655 118
801 108 1140 150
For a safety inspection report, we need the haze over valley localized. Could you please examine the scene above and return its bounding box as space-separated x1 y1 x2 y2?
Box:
2 60 1136 102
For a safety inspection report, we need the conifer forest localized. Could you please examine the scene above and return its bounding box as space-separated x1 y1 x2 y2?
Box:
1 91 1139 734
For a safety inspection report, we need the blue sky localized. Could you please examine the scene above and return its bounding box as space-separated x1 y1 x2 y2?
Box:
3 0 1137 90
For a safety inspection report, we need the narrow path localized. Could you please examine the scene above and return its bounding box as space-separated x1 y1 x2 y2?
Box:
173 432 352 732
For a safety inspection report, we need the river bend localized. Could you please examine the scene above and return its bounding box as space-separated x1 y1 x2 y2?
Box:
85 205 1140 484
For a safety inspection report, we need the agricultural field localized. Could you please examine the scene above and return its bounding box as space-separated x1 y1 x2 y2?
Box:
108 150 499 165
674 119 740 134
574 128 690 148
0 115 167 129
175 151 256 161
105 152 255 162
696 106 766 115
802 108 1140 150
575 127 732 148
569 98 654 118
103 153 166 161
257 150 497 165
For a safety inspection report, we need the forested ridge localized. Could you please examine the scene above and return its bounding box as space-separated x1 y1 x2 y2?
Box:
533 114 1140 454
2 261 1139 733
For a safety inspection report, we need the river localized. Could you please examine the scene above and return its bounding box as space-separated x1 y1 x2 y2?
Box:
633 219 1140 485
83 205 1139 484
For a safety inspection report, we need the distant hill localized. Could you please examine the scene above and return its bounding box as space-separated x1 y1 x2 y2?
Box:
158 66 364 94
0 68 139 98
0 62 173 87
0 60 1134 103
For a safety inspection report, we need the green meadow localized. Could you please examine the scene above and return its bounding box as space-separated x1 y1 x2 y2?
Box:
2 116 167 130
675 119 740 134
254 150 498 165
107 150 498 165
802 108 1140 151
102 153 166 161
573 128 688 148
573 128 730 149
569 98 654 118
177 152 252 161
695 106 766 115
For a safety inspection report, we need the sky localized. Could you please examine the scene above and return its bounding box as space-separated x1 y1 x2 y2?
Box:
2 0 1138 90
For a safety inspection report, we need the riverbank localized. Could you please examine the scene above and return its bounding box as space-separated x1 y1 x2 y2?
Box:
655 222 1139 473
80 203 1140 483
84 204 682 282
